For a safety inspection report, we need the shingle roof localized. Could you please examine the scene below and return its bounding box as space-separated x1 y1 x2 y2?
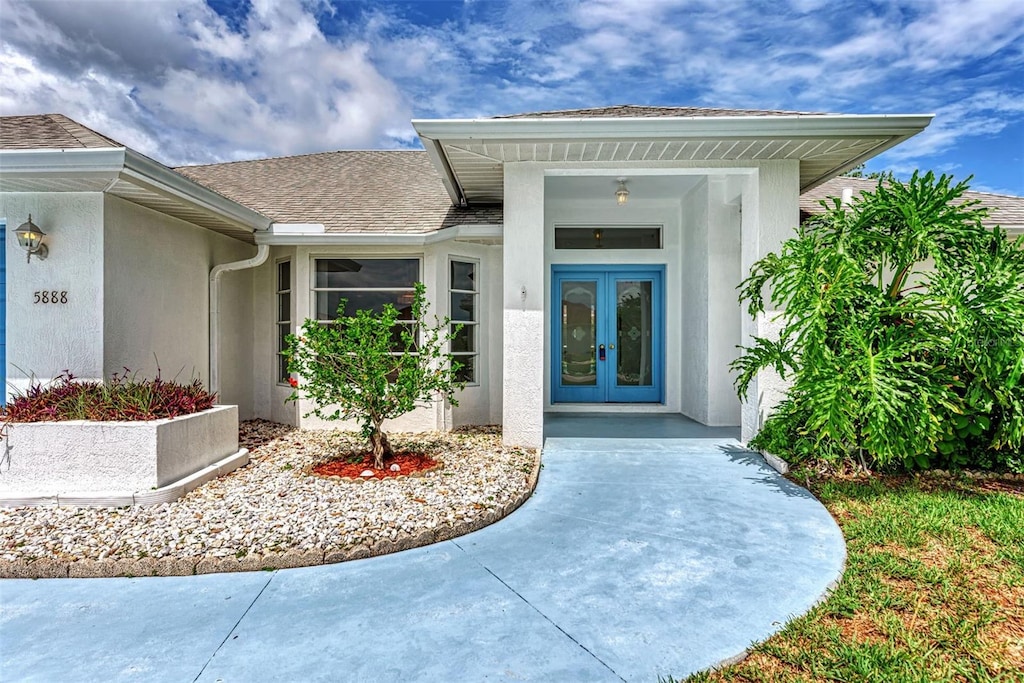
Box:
801 176 1024 229
494 105 824 119
177 150 502 234
0 114 123 150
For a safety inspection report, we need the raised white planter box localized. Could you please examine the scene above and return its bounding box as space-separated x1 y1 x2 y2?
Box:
0 405 245 505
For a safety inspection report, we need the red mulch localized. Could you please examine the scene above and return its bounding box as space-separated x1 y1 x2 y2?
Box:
312 451 440 480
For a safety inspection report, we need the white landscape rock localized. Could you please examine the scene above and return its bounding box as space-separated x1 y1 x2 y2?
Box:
0 423 537 568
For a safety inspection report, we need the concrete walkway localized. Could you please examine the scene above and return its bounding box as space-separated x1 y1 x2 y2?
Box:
0 438 845 682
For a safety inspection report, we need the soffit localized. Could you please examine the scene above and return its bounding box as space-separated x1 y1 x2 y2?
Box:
0 150 265 243
414 115 933 204
106 179 258 243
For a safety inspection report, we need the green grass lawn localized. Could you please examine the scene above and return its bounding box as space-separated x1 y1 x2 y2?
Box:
683 471 1024 682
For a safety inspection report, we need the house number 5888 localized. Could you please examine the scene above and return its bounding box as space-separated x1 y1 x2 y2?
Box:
33 290 68 304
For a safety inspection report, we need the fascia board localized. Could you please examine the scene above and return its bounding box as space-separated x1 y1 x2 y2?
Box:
0 147 127 178
412 114 935 142
420 137 465 206
256 224 503 246
122 149 272 232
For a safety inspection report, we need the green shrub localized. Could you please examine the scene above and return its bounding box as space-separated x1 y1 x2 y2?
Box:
737 172 1024 472
285 282 465 469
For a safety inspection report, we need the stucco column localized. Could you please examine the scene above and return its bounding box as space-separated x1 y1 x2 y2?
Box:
502 163 545 448
740 161 799 442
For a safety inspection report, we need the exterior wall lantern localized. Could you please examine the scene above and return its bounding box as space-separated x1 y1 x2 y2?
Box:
15 214 47 262
615 178 629 206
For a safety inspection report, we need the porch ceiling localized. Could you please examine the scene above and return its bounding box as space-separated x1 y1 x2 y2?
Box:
413 114 934 205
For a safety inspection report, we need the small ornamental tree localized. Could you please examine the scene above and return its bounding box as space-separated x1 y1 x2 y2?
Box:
285 282 466 469
733 171 1024 472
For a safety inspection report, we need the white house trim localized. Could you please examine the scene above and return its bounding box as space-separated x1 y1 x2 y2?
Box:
0 148 271 237
256 224 504 245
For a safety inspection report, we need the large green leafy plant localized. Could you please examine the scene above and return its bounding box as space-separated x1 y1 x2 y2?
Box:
734 172 1024 472
286 282 465 469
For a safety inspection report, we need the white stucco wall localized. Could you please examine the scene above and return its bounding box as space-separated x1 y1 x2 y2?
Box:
103 195 256 418
252 247 300 426
680 180 710 422
706 177 743 426
503 163 547 447
741 161 801 442
2 193 105 396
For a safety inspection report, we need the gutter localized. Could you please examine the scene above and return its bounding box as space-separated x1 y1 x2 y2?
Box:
411 113 936 142
122 149 271 232
0 147 272 235
255 223 503 246
209 244 270 398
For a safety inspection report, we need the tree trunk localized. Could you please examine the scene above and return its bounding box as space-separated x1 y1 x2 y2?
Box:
369 425 392 470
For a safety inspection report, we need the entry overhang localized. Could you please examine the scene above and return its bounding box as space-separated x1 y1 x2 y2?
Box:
413 113 934 204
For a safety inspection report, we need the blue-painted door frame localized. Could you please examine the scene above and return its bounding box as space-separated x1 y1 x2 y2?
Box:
551 265 664 403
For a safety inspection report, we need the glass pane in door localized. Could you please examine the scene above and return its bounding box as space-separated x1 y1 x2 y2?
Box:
616 280 653 387
561 281 597 386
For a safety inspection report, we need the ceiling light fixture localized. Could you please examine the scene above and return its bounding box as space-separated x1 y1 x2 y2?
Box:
615 178 629 206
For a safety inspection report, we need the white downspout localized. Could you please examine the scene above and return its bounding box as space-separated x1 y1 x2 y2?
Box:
210 244 270 398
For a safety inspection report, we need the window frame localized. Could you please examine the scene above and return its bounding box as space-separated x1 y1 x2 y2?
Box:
275 258 293 386
449 256 480 386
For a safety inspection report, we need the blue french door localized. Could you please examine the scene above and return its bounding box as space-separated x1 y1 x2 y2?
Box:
552 266 663 403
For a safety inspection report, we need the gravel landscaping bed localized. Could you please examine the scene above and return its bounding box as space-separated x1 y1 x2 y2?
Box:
0 420 540 578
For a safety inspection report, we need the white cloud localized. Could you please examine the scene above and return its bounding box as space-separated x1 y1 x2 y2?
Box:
0 0 411 164
885 90 1024 162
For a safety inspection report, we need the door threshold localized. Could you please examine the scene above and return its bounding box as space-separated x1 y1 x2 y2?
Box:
546 404 673 414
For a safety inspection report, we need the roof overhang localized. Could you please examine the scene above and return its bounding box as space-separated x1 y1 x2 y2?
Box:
413 114 934 204
0 148 271 242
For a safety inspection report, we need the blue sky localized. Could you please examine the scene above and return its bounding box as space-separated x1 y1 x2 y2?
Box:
2 0 1022 194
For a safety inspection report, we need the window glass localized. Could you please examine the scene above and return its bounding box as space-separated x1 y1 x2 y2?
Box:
316 291 415 320
276 260 292 384
315 258 418 289
451 324 475 353
450 292 475 322
449 259 479 384
451 261 475 291
277 260 291 291
313 258 419 354
454 355 475 384
554 227 662 250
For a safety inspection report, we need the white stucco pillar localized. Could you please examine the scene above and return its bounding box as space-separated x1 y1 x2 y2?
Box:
707 177 743 426
740 161 800 442
502 163 545 447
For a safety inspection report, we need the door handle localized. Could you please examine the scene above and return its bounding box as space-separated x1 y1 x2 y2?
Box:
598 344 606 361
609 344 615 350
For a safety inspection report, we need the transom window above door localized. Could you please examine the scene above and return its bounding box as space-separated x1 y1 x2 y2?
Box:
554 225 662 250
